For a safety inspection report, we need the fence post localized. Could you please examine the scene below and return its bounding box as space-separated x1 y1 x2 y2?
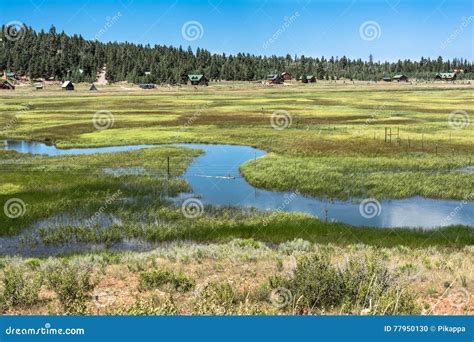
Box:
167 156 170 178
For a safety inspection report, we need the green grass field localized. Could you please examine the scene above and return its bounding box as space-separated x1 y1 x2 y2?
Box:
1 82 473 201
0 82 472 316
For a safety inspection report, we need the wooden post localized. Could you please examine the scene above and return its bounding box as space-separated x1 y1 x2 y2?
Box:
435 144 438 155
421 134 424 151
167 156 170 178
384 128 387 143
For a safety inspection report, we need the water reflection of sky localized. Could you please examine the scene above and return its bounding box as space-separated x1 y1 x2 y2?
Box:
3 140 473 229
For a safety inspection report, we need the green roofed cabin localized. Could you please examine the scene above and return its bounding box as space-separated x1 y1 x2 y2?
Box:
299 75 316 83
434 72 457 81
188 74 209 86
392 74 408 82
0 80 15 90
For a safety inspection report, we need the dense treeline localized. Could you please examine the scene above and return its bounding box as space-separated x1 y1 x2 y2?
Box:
1 24 473 83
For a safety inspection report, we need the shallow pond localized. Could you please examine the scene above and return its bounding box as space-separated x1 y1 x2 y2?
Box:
2 140 473 231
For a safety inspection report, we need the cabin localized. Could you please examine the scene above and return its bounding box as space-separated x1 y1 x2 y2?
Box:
138 83 156 89
187 74 209 86
0 80 15 90
281 72 293 81
434 72 457 81
61 81 74 91
4 71 19 80
266 74 284 84
382 76 392 82
392 74 408 82
89 84 98 91
299 75 316 83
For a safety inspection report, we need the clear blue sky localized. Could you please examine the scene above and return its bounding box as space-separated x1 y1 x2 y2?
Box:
1 0 473 61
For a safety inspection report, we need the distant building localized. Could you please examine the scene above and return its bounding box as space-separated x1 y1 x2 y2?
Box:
266 74 284 84
187 74 209 86
89 84 98 91
281 72 293 81
434 72 457 81
382 76 392 82
138 83 156 89
33 82 44 90
299 75 316 83
4 71 19 80
0 80 15 90
392 74 408 82
61 81 74 91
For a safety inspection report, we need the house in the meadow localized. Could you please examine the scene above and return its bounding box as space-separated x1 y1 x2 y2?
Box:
434 72 457 81
61 81 74 91
187 74 209 86
392 74 408 82
266 74 284 84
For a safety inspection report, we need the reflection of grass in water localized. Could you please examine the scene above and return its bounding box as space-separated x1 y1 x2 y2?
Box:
35 209 474 249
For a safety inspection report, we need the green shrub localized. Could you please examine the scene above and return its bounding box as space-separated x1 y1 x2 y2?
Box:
138 269 195 292
0 265 42 309
45 263 98 315
193 281 240 315
269 252 419 315
125 295 179 315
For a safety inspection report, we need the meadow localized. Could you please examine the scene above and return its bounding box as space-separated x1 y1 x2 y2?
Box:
0 81 472 315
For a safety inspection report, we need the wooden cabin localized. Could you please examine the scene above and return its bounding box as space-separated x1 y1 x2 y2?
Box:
187 74 209 86
392 74 408 82
281 72 293 81
266 74 284 84
0 80 15 90
61 81 74 91
434 72 457 81
382 76 392 82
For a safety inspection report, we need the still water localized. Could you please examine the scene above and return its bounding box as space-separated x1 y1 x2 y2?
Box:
2 140 473 229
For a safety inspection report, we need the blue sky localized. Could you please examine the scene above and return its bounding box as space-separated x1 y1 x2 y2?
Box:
0 0 473 61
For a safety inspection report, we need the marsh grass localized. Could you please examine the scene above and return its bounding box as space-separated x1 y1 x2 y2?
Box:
269 252 419 315
138 269 195 292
